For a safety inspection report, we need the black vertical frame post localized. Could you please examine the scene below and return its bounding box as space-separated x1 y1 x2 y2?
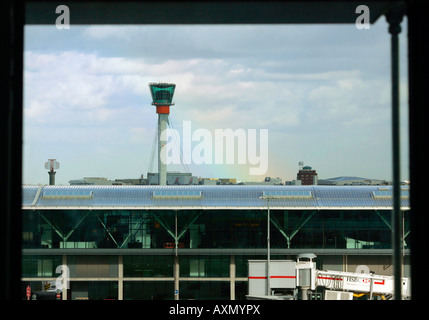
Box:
407 0 429 300
386 1 406 301
0 0 24 300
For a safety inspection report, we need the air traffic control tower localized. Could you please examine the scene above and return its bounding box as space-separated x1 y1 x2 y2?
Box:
148 82 176 185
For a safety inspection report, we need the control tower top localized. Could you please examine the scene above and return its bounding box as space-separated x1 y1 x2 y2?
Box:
148 82 176 106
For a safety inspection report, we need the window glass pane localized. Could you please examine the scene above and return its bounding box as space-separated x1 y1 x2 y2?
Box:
68 255 118 278
124 281 173 300
123 255 174 277
180 281 230 300
22 255 62 278
180 256 229 277
70 281 118 300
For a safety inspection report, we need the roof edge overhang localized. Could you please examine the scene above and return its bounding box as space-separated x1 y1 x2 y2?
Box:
22 206 410 210
22 248 411 256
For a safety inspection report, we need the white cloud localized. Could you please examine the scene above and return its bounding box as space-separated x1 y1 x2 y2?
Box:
306 75 390 128
22 23 410 184
83 26 143 41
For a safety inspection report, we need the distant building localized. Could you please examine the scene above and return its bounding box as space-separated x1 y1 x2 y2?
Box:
297 165 318 185
242 177 283 185
318 176 389 186
219 178 237 185
199 178 219 185
147 172 197 185
69 173 240 186
69 177 114 185
285 180 302 186
69 176 147 186
114 177 147 185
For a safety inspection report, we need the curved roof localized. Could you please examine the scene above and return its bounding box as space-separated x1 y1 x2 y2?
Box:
22 185 410 210
325 176 371 181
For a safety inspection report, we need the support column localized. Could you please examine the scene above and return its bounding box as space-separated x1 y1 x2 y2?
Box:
62 255 67 300
118 255 123 300
230 255 236 300
343 254 347 272
266 199 271 296
174 211 179 300
174 255 179 300
386 2 405 300
158 113 168 186
48 171 56 185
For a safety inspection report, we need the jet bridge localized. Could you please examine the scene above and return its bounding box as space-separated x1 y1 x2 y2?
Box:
246 253 410 300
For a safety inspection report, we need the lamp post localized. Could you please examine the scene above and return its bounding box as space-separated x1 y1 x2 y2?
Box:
261 195 274 296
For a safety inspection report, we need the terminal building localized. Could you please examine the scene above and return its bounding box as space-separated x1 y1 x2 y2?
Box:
21 184 410 300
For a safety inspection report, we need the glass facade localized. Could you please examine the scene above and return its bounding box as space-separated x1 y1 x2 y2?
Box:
21 207 411 300
22 209 410 250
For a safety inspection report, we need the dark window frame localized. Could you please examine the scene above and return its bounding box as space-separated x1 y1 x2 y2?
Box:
2 0 428 300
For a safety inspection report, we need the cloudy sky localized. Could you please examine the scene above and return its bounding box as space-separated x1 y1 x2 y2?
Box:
23 18 409 185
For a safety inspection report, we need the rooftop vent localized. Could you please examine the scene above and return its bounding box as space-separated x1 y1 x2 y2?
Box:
261 190 313 199
41 189 94 199
151 190 203 199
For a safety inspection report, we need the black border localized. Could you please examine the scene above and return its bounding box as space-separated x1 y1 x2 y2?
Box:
2 0 428 302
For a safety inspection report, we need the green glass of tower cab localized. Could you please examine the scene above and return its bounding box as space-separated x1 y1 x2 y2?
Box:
149 82 176 106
